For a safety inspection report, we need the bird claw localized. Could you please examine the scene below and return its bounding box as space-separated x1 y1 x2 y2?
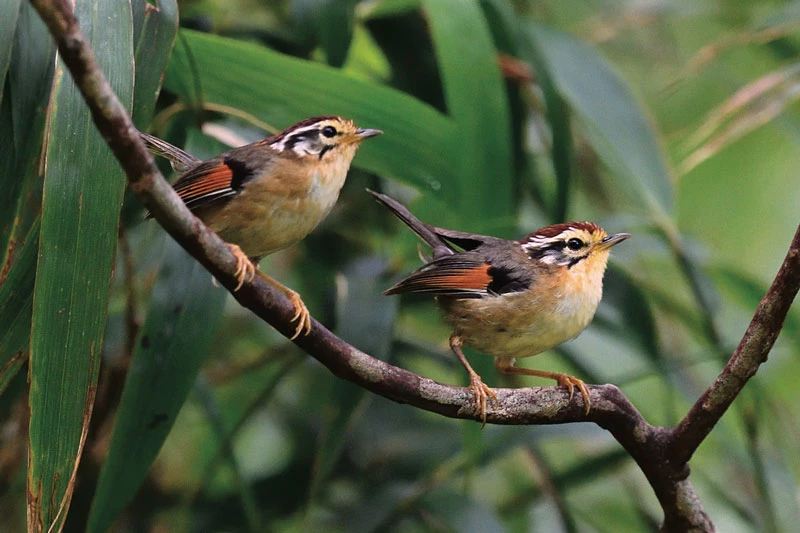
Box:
227 244 255 291
555 374 591 415
468 373 498 428
285 289 312 340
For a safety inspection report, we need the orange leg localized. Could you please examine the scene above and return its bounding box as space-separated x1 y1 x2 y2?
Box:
494 358 591 415
254 270 311 340
226 244 311 340
450 334 497 426
226 244 256 290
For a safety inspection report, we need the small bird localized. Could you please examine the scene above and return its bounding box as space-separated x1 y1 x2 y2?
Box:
371 190 629 422
141 116 382 339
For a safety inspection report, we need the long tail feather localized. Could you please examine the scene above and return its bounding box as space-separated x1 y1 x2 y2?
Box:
368 190 454 258
139 131 200 172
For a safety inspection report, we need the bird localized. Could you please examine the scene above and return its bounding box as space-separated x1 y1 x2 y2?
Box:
141 116 382 339
370 190 629 422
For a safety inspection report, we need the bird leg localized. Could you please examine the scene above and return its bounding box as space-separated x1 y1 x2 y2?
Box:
450 334 497 426
494 358 591 415
225 244 311 340
254 270 311 340
226 244 256 291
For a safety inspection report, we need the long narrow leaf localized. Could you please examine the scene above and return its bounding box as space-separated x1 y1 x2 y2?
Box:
131 0 178 127
163 30 460 199
1 3 54 266
524 24 673 216
0 0 21 100
0 220 39 394
27 1 133 530
309 257 397 503
87 240 227 533
422 0 514 224
0 3 56 396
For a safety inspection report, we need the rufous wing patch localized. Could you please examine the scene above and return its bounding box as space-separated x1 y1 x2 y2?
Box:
421 265 492 290
386 263 492 296
174 163 234 206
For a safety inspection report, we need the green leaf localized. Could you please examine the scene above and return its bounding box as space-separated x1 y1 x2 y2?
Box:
297 0 357 68
163 29 459 200
422 0 513 224
87 240 227 533
524 23 674 216
599 267 662 364
0 4 55 397
86 5 181 527
712 266 800 343
0 220 38 395
131 0 179 127
309 257 397 503
0 0 21 100
1 3 53 265
505 15 573 221
27 0 133 529
357 0 420 20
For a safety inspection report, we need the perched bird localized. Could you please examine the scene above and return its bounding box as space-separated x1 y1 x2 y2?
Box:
142 116 381 339
371 190 629 422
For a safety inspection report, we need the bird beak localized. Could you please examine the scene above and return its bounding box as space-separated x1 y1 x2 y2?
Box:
597 232 631 250
355 128 383 140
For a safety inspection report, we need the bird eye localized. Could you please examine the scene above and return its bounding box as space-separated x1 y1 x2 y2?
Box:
566 238 584 251
321 125 337 138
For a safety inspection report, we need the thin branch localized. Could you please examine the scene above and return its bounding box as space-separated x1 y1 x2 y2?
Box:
670 223 800 465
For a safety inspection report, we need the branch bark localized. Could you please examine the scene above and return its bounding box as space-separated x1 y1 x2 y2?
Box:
669 224 800 465
30 1 800 532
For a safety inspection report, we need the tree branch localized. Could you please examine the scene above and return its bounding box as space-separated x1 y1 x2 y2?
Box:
669 223 800 465
33 1 797 531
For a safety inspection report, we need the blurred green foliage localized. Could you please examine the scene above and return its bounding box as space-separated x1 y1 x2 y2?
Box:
1 0 799 531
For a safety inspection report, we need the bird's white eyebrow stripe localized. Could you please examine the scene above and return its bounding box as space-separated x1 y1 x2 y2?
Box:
270 124 323 152
520 232 569 249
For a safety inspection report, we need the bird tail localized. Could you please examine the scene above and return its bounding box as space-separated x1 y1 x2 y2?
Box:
368 190 454 259
139 131 200 173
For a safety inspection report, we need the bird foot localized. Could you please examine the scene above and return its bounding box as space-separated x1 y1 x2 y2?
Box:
554 373 591 415
468 373 498 427
284 288 311 340
249 270 312 340
227 244 255 291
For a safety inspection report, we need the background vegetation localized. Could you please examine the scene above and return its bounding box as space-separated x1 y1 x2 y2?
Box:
1 0 799 531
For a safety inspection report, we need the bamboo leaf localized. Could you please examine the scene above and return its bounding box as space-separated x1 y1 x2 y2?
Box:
0 0 21 100
131 0 179 127
0 220 39 394
27 0 133 530
420 1 513 448
294 0 357 68
309 257 397 503
422 0 514 224
87 240 227 533
524 24 674 215
0 4 55 396
1 2 54 266
163 29 460 200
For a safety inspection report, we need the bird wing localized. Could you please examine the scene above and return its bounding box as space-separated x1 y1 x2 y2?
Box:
385 253 531 298
171 158 245 211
